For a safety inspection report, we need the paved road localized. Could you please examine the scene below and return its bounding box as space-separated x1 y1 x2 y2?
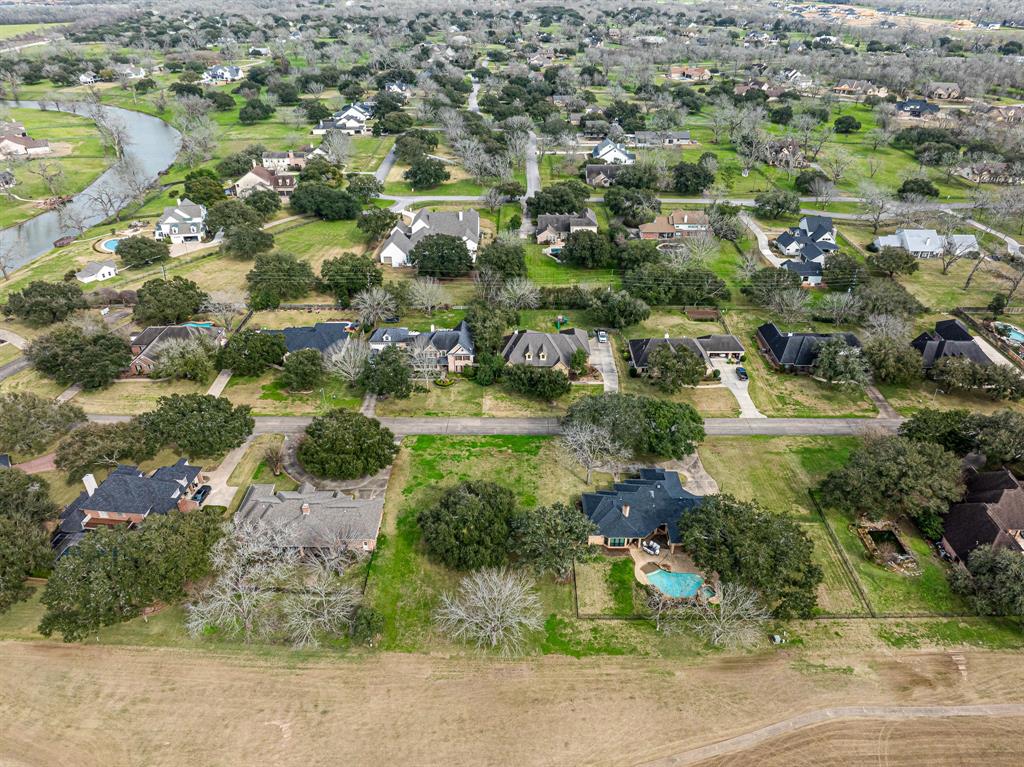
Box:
86 414 906 437
468 82 480 114
638 703 1024 767
589 337 619 393
521 131 541 239
0 356 28 382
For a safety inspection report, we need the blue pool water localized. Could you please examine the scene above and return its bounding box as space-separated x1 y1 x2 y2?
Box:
102 238 120 252
647 569 707 598
1000 324 1024 344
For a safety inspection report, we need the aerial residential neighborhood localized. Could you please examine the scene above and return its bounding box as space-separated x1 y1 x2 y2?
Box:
1 0 1024 764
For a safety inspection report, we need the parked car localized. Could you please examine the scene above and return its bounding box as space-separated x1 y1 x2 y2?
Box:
383 315 400 324
736 366 748 381
596 330 608 343
192 485 212 504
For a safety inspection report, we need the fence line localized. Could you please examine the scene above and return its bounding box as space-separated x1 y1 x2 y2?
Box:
808 490 877 618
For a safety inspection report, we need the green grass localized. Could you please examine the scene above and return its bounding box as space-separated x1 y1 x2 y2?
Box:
348 135 394 172
607 558 638 616
0 22 63 40
524 243 620 288
224 374 362 416
877 618 1024 650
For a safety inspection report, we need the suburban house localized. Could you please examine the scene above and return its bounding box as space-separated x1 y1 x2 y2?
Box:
75 260 118 284
941 468 1024 564
52 459 204 556
585 164 622 187
959 162 1024 185
775 216 837 263
756 322 861 373
872 229 979 259
235 483 385 554
378 209 480 267
631 130 693 148
776 69 814 90
782 259 824 286
229 163 298 201
154 199 207 244
911 319 992 370
368 321 475 374
261 321 356 359
896 99 940 118
312 103 372 135
500 328 589 371
638 210 710 240
127 324 226 376
591 138 636 165
78 71 98 85
832 79 888 98
261 149 311 172
535 208 599 253
203 65 243 83
0 133 51 158
581 468 702 553
926 82 962 100
669 65 711 81
113 63 146 79
988 104 1024 124
765 138 808 168
627 334 743 375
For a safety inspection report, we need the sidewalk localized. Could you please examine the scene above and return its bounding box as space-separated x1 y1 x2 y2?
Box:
206 369 232 397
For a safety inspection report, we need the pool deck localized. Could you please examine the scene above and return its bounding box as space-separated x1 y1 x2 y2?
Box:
630 546 701 587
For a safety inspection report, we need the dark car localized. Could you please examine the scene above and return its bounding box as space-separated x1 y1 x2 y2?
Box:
192 485 212 504
736 366 748 381
383 315 400 324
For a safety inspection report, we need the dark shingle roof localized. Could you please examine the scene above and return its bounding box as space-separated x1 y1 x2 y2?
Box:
943 469 1024 561
695 334 745 354
263 322 354 355
757 322 861 369
580 469 702 543
911 320 990 369
627 337 706 370
782 259 822 277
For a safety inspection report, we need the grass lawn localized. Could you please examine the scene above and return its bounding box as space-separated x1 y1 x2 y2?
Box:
374 377 599 418
524 243 620 288
72 378 209 415
0 342 21 366
1 108 114 228
348 135 394 172
224 373 362 416
226 434 300 513
725 310 878 417
364 435 632 655
823 508 967 615
0 367 67 399
0 22 64 39
877 380 1024 417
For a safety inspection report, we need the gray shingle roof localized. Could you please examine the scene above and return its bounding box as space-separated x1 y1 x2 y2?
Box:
757 322 861 369
627 337 707 370
262 322 354 356
380 209 480 256
943 469 1024 561
235 483 384 548
911 319 991 368
501 328 588 367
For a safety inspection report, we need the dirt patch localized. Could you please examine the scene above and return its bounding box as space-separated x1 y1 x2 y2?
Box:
1 642 1022 767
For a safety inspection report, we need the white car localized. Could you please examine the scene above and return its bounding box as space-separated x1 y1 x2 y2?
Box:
596 330 608 343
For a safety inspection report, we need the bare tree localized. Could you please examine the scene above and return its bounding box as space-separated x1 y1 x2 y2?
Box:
281 564 359 649
499 277 540 311
408 345 439 382
818 292 861 324
865 313 911 341
434 568 543 655
823 150 852 185
352 286 398 327
858 182 895 234
483 186 504 212
202 291 247 331
769 288 811 324
319 130 351 166
669 233 718 265
325 339 371 383
939 231 970 275
687 583 769 648
409 277 447 316
263 441 285 476
810 177 836 208
560 421 628 485
29 159 66 198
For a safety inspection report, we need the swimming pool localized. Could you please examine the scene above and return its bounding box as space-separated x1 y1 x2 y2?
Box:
101 238 120 253
647 568 709 599
996 322 1024 344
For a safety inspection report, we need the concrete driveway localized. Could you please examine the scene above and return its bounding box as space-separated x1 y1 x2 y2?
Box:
712 359 764 418
589 336 619 393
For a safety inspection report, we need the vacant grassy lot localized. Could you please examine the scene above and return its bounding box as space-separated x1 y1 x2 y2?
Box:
347 135 394 172
524 243 621 288
224 373 361 416
72 378 209 415
0 22 63 39
374 378 598 418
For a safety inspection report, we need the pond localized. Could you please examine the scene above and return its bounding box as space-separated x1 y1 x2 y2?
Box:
0 100 181 271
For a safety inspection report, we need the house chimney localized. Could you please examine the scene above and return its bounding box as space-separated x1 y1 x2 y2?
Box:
83 474 98 497
301 502 311 516
622 503 630 518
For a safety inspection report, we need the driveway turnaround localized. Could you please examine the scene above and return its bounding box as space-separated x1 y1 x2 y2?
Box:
589 337 620 393
712 359 763 418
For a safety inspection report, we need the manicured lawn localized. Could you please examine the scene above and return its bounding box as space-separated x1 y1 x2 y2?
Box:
0 367 67 400
374 377 599 418
272 218 370 270
0 22 64 39
348 135 394 172
524 243 620 288
0 108 114 228
224 373 362 416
